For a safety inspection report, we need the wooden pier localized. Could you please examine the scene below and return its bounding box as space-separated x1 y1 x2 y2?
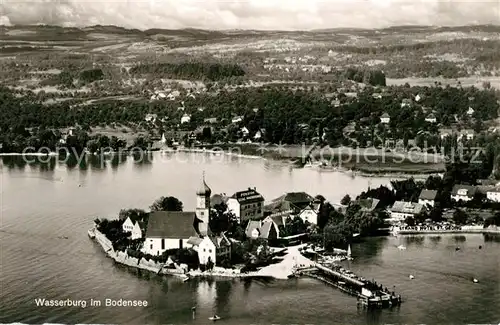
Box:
296 263 402 309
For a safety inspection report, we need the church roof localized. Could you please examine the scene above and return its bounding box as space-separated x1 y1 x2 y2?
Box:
145 211 198 238
145 211 211 238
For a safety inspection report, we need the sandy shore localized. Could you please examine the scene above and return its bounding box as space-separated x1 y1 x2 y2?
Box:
254 245 315 279
187 245 315 279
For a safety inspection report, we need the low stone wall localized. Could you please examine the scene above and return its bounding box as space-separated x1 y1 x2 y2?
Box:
92 229 162 274
94 229 114 253
90 228 276 279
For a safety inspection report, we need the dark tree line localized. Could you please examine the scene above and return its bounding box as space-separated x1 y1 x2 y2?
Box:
1 84 499 154
344 67 386 86
129 62 245 81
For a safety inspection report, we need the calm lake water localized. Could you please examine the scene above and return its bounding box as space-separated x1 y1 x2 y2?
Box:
1 152 499 325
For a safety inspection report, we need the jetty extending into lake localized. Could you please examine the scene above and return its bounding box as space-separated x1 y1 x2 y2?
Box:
295 263 402 309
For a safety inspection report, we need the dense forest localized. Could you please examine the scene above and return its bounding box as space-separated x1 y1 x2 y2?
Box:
129 62 246 81
41 68 105 87
0 83 499 152
344 68 386 86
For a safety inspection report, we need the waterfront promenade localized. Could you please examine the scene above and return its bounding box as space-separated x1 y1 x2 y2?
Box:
394 226 500 235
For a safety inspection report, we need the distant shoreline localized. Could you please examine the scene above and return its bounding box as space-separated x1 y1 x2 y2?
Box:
0 144 445 177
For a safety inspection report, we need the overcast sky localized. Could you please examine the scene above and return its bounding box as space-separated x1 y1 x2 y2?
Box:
1 0 499 30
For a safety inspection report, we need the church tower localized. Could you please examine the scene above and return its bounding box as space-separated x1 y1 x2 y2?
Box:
195 172 211 224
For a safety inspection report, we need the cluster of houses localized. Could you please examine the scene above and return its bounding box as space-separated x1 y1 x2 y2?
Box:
149 89 203 102
388 182 500 222
378 95 478 142
118 176 500 266
120 177 323 266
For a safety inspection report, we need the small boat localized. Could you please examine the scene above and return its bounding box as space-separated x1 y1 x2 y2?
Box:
209 315 221 321
317 163 337 172
397 245 407 250
455 247 461 251
473 278 479 283
391 227 400 236
87 229 95 239
181 275 190 282
347 245 353 260
409 275 415 280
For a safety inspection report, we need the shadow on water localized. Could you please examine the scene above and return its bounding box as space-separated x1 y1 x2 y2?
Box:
110 153 127 169
363 308 383 325
58 153 89 171
483 233 500 243
429 236 442 245
39 158 57 171
242 278 252 294
453 235 467 243
403 235 425 247
64 154 78 170
89 155 106 170
214 280 232 315
2 156 28 170
133 152 153 166
352 237 387 263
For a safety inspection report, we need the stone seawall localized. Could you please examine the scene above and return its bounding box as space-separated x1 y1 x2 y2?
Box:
94 228 114 253
91 228 185 276
89 227 297 279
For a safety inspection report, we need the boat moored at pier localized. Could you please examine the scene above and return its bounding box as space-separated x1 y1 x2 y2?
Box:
295 262 402 309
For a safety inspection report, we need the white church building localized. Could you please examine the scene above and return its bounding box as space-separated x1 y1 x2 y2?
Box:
142 175 212 256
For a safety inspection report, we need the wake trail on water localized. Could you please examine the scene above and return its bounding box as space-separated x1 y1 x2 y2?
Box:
5 245 96 258
396 263 477 282
8 175 64 182
0 229 71 241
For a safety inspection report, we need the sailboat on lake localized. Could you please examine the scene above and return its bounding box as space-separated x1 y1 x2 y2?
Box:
347 244 353 260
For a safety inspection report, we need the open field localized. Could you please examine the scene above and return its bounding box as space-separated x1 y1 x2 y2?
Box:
1 25 500 86
387 76 500 89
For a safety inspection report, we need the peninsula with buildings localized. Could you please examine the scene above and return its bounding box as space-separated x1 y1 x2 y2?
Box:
88 171 500 308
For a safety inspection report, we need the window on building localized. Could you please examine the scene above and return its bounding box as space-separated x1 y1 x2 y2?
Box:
161 239 165 250
200 211 204 216
209 249 212 253
150 244 153 249
203 249 206 252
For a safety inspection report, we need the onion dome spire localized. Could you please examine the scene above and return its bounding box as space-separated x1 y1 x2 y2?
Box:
197 171 211 196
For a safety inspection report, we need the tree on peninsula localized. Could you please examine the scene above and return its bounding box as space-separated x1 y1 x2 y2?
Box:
150 196 183 212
